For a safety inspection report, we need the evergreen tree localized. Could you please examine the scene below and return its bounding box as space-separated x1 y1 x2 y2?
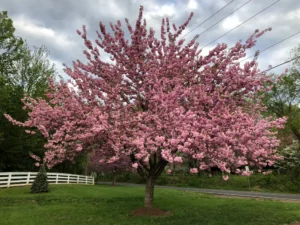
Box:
31 164 48 193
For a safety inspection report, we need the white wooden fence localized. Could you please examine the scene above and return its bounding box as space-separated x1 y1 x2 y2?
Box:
0 172 94 188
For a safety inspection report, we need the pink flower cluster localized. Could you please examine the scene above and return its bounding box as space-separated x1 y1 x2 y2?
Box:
166 169 172 174
5 6 286 180
262 171 273 175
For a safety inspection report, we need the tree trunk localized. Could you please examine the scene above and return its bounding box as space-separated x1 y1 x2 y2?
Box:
112 173 116 186
144 176 155 208
84 153 90 176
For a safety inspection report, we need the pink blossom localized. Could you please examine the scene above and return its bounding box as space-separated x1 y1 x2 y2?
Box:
223 175 229 181
166 169 172 174
155 136 165 144
144 157 149 163
30 154 41 162
35 163 40 167
38 125 49 138
4 6 285 207
263 170 273 175
170 139 179 147
190 168 198 174
200 164 208 170
173 156 183 163
76 146 83 151
241 171 251 176
193 153 204 160
90 152 131 175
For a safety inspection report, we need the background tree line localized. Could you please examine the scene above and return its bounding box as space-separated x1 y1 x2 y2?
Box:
0 11 87 173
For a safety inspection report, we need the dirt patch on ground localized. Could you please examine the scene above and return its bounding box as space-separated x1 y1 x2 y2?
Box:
284 222 300 225
131 207 172 217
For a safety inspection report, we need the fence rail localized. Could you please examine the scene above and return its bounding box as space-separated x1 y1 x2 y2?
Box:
0 172 94 188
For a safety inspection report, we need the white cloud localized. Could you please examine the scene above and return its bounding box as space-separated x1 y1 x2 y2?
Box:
188 0 198 10
2 0 300 79
222 15 241 30
13 15 76 49
286 8 300 20
144 4 176 19
90 0 126 21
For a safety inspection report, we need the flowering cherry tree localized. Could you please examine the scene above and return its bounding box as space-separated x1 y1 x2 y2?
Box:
5 6 286 209
89 148 131 186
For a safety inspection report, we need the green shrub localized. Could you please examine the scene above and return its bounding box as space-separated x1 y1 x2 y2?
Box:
31 164 48 193
96 170 300 193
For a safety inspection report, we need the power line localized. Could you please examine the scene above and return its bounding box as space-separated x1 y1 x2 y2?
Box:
180 0 235 39
261 55 300 73
186 0 252 40
240 30 300 63
201 0 280 50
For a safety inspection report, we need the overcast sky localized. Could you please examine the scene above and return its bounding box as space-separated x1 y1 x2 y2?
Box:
1 0 300 78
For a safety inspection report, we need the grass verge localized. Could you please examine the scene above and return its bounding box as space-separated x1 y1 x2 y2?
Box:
1 184 300 225
98 172 300 193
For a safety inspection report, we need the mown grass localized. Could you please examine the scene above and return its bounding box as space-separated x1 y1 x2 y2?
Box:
1 184 300 225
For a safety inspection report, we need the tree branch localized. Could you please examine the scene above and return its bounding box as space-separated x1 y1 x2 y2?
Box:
151 158 168 178
138 160 150 173
154 160 168 179
137 166 146 180
291 126 300 141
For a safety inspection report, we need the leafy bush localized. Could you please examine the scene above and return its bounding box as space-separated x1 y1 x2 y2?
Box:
97 170 300 193
31 164 48 193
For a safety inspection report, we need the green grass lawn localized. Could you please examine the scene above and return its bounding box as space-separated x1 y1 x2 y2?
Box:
1 184 300 225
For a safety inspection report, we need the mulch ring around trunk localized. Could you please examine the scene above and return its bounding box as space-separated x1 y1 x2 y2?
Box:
131 207 172 217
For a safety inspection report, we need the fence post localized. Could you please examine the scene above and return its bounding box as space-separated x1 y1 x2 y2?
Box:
93 177 94 185
26 172 31 185
56 174 58 184
7 173 12 188
67 175 70 184
77 175 79 184
85 176 87 184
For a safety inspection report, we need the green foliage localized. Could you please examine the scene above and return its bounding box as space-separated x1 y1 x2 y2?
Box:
0 77 44 171
0 11 57 172
50 152 88 175
98 171 300 193
2 185 300 224
291 43 300 70
263 70 300 143
261 45 300 153
31 164 48 193
0 11 24 75
7 42 56 97
262 60 300 171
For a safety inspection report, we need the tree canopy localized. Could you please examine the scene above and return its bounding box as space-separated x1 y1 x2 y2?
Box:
5 6 286 208
0 11 55 172
0 11 23 75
